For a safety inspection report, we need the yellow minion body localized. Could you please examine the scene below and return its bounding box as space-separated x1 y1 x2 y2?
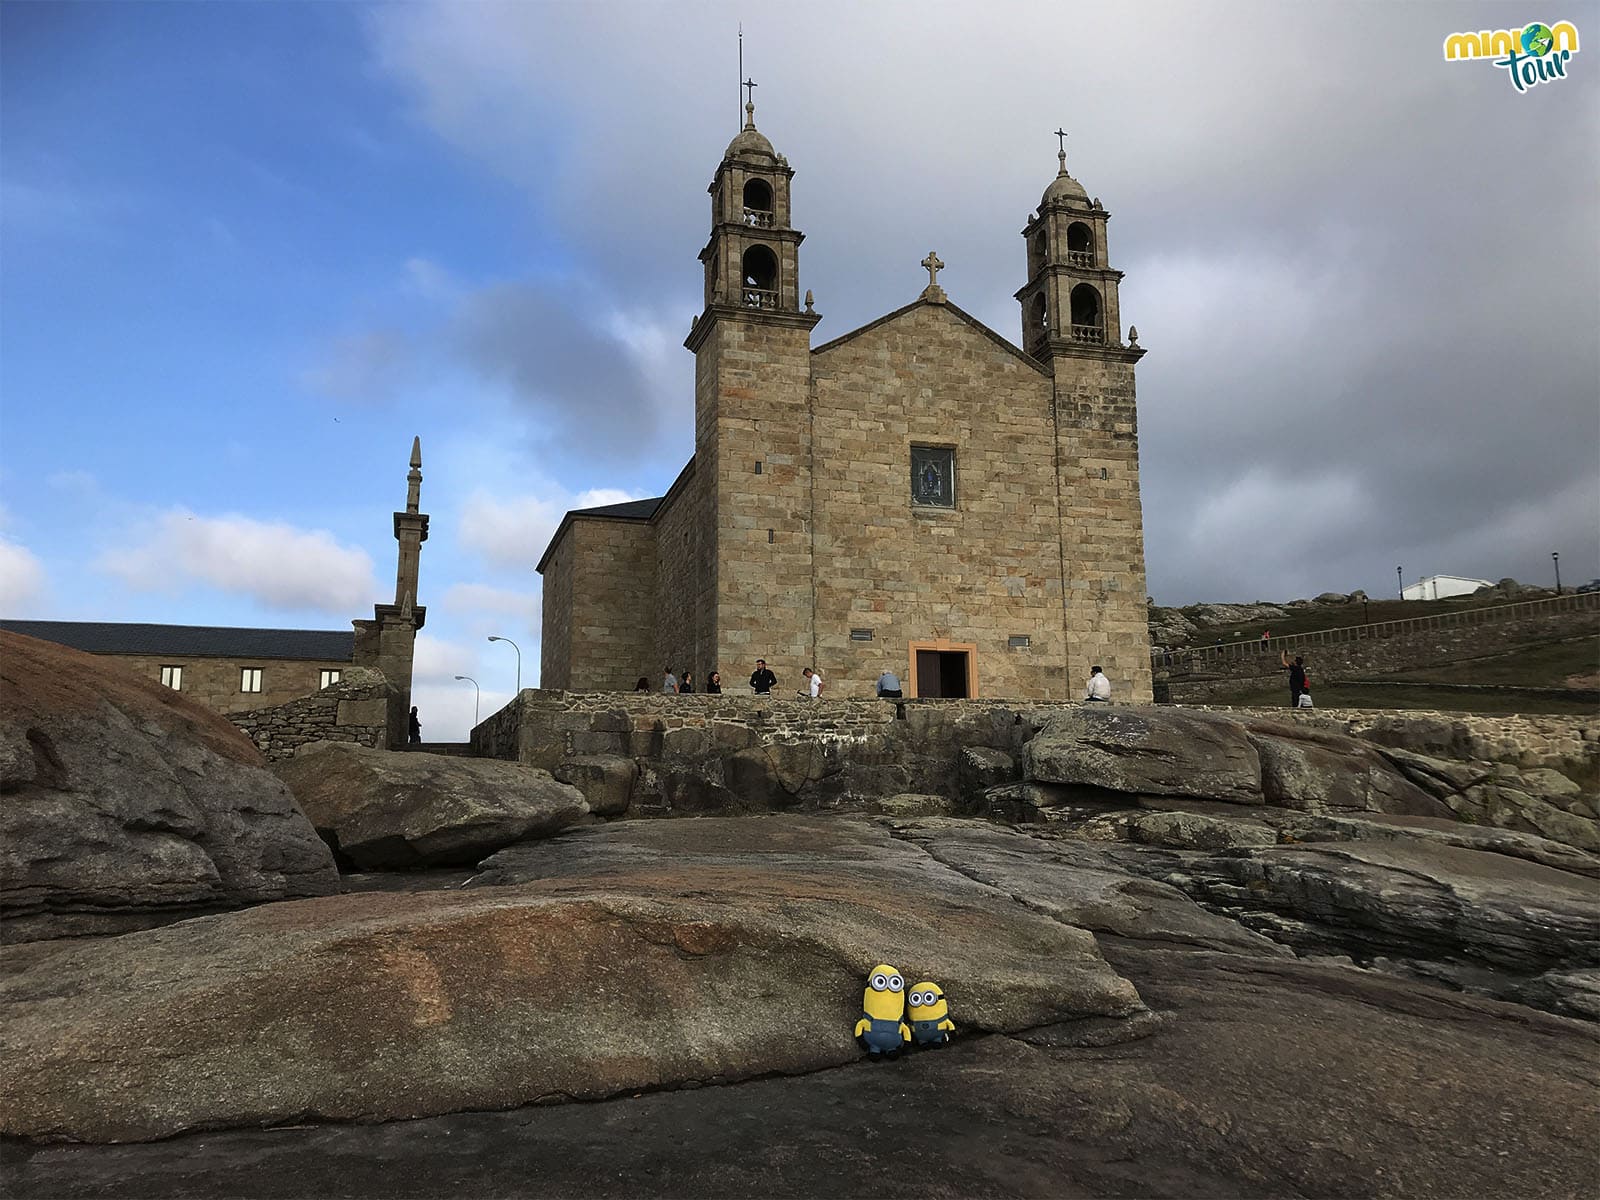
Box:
853 963 911 1055
907 981 955 1046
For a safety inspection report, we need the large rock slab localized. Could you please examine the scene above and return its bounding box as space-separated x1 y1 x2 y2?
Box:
1023 708 1264 803
0 632 337 943
0 816 1145 1143
274 742 590 868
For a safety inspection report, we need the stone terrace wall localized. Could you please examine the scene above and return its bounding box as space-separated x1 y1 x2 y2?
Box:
473 689 1599 818
1161 608 1597 704
230 667 394 762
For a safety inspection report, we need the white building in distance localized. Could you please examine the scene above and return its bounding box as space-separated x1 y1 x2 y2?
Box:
1402 574 1494 601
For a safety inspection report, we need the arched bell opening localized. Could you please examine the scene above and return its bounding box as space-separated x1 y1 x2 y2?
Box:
1028 230 1047 277
1069 284 1103 344
1027 293 1049 353
1066 222 1095 267
742 179 774 227
741 245 779 310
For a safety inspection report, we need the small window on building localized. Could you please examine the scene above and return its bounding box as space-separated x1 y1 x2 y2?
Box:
240 668 263 693
320 669 341 689
850 628 874 641
911 445 956 508
160 665 183 690
1008 635 1031 649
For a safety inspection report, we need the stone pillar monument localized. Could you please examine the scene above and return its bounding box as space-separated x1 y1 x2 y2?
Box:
352 437 429 748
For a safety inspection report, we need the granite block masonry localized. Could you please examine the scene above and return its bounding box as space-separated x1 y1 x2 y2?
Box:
538 106 1152 703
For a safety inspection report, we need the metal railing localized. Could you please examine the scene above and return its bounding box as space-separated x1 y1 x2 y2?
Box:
1070 324 1104 344
742 286 780 310
1152 591 1600 671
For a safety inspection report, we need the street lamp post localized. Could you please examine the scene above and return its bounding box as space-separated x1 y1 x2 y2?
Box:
1397 565 1403 599
487 635 521 694
454 674 481 727
1552 551 1561 595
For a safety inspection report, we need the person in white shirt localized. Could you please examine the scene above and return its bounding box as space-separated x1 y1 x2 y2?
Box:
803 667 824 698
1084 665 1111 702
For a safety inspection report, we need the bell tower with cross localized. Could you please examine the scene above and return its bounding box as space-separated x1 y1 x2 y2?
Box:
683 82 823 680
1017 131 1153 703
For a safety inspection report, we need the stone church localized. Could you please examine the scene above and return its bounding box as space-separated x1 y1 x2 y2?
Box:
538 100 1153 702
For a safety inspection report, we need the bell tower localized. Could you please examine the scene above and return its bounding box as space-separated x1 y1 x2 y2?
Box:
1018 135 1154 702
683 87 822 682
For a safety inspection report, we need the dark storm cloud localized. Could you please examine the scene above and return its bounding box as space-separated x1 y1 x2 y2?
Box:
371 0 1600 601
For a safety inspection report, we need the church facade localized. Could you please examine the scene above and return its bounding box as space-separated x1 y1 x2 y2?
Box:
538 102 1153 702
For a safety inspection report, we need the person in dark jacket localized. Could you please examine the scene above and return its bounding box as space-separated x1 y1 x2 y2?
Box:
407 706 422 745
679 671 694 694
749 658 777 695
1281 651 1307 706
706 671 723 694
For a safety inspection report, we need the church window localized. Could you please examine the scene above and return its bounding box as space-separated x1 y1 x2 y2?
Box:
1070 284 1103 343
741 246 778 309
1067 222 1095 267
742 179 774 226
160 665 183 690
240 668 263 693
910 445 956 508
1029 230 1047 275
319 669 341 689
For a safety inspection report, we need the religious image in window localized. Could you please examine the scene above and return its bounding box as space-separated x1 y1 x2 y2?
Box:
911 446 955 507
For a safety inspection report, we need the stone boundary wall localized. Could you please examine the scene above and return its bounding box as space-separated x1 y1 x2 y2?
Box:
473 689 1599 815
230 667 395 762
1158 610 1596 699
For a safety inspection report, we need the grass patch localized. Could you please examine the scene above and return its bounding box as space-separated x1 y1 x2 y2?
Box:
1386 637 1599 688
1180 597 1552 646
1200 680 1597 716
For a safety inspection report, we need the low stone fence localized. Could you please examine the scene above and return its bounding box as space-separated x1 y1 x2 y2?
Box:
231 667 394 762
472 689 1599 818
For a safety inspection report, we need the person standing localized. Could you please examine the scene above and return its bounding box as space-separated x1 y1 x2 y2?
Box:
662 667 679 694
705 671 722 694
1083 666 1111 702
1281 651 1307 706
749 658 777 695
803 667 823 699
876 668 902 698
408 706 422 745
679 671 695 694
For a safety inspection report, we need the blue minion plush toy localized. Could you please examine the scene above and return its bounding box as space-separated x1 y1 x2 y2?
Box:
854 964 911 1058
907 981 954 1047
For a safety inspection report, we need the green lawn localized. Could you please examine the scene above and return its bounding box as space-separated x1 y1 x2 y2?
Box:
1202 681 1595 716
1390 637 1598 687
1179 596 1543 646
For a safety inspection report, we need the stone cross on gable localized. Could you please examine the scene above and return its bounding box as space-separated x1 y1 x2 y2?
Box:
920 251 947 302
1055 127 1068 153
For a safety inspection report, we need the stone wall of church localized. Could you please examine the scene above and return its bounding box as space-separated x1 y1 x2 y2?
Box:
539 529 575 690
1052 355 1154 702
809 302 1071 699
700 316 817 678
652 467 711 687
552 518 657 691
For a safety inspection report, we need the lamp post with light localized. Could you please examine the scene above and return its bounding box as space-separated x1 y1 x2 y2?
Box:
1397 565 1404 599
487 635 521 694
454 675 481 727
1553 551 1561 596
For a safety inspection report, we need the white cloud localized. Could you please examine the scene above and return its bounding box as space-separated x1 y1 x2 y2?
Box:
440 581 541 624
0 538 47 615
460 485 642 570
299 330 415 404
98 510 377 613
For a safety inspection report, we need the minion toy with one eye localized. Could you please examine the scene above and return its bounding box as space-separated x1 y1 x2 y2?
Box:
907 982 954 1047
853 964 911 1057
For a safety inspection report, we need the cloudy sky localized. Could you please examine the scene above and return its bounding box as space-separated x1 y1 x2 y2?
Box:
3 1 1596 739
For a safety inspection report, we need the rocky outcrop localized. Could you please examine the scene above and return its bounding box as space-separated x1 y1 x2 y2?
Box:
273 742 591 869
0 817 1145 1143
0 633 338 943
1024 708 1264 803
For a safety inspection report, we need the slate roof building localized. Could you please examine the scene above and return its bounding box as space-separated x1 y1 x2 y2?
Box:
4 440 430 744
537 103 1154 701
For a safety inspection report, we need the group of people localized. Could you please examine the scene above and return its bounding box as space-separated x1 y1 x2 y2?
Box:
631 658 914 699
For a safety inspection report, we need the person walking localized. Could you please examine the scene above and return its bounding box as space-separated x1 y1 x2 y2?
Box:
705 671 722 694
803 667 823 699
1083 666 1112 703
749 658 777 695
1281 651 1307 707
679 671 695 694
662 667 679 694
408 706 422 745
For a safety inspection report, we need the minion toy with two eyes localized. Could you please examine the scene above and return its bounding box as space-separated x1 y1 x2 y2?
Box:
853 964 912 1057
907 982 955 1047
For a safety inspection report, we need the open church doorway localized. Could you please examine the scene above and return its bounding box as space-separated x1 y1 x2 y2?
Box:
909 642 978 698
